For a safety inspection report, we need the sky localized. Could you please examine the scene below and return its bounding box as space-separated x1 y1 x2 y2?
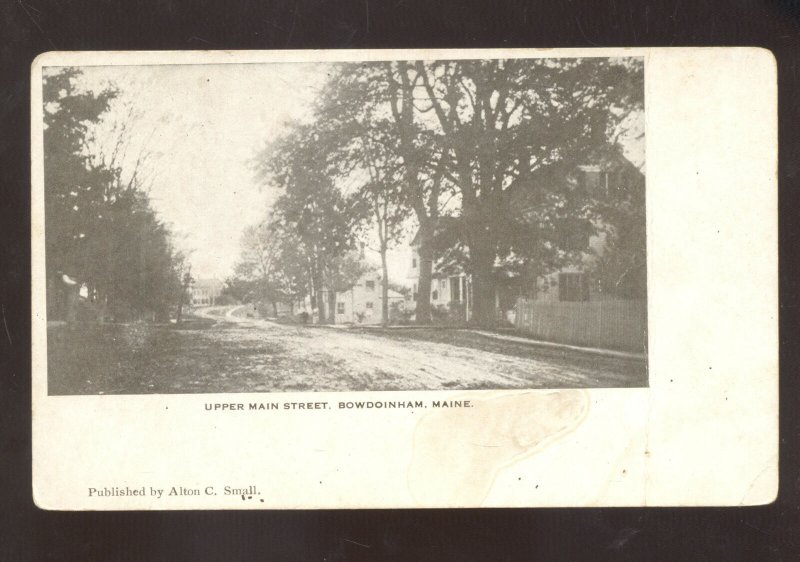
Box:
61 61 643 285
72 62 339 280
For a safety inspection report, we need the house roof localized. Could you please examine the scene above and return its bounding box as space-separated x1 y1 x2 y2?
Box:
192 278 223 291
578 147 645 177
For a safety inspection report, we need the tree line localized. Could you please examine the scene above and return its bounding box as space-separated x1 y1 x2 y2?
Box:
232 57 645 328
43 68 187 323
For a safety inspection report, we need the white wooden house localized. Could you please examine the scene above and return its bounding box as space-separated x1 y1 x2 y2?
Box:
190 278 223 306
324 270 405 325
405 152 645 324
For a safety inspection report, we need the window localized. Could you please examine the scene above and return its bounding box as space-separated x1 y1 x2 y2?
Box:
412 257 417 268
365 280 375 291
440 278 447 290
366 302 373 309
432 290 439 301
337 302 345 314
558 272 590 302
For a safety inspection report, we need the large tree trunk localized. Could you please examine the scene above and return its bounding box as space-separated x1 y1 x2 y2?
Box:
415 220 434 325
380 241 389 326
175 284 185 324
328 290 336 324
388 62 438 326
466 226 498 328
312 266 326 324
471 266 496 328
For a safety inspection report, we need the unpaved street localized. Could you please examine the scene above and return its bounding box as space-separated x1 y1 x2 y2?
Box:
47 306 646 395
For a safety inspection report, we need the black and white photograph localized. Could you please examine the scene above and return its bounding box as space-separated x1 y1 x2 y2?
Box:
28 45 778 514
42 56 647 395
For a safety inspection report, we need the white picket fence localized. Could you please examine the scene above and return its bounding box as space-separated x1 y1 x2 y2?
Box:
514 298 648 353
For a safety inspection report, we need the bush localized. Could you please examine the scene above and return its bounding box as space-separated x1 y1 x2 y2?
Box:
214 294 239 306
431 304 449 322
255 301 275 319
431 302 467 326
389 302 414 325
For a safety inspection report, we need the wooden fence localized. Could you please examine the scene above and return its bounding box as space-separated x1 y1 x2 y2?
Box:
514 298 648 353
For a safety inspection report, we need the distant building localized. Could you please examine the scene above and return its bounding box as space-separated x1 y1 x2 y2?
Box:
190 278 223 306
324 270 405 325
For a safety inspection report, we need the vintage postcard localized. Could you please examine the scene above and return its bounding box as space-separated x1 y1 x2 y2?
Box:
31 48 777 509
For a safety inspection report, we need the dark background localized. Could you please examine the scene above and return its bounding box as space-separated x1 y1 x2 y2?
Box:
2 1 798 559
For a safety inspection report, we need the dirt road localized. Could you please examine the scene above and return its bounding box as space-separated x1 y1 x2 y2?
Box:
47 306 646 394
195 306 646 391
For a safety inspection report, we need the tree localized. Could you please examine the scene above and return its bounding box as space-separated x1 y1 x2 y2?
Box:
317 62 454 324
377 58 643 326
324 251 372 321
360 171 409 326
234 222 283 315
43 68 185 322
175 260 194 324
43 68 116 318
269 229 314 314
231 219 311 316
255 123 362 323
221 277 258 304
311 95 411 325
590 161 647 299
256 57 643 327
99 186 182 321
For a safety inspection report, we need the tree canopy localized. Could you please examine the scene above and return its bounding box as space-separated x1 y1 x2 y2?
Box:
240 56 645 326
43 68 184 322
